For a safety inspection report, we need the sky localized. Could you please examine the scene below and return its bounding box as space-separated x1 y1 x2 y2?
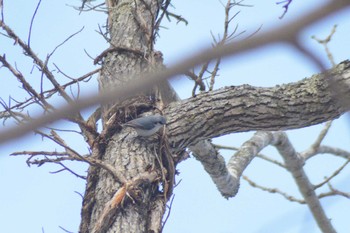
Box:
0 0 350 233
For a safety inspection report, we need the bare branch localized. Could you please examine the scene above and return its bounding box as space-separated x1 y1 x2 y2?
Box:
161 194 175 231
276 0 293 19
204 131 338 232
301 121 333 160
311 121 333 152
213 143 285 168
0 54 52 109
313 159 350 189
48 26 85 59
302 145 350 160
28 0 42 48
209 0 235 91
70 1 107 14
271 132 336 233
0 20 74 104
184 70 206 96
50 162 87 180
317 146 350 159
327 182 350 199
312 25 337 66
58 226 74 233
155 0 188 31
190 140 235 198
243 175 305 204
11 151 68 156
15 147 127 184
0 66 95 114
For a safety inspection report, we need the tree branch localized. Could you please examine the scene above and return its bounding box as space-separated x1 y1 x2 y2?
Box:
190 140 235 198
166 61 350 148
272 131 336 233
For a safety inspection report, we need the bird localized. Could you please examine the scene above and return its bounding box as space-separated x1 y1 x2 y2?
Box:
123 115 166 137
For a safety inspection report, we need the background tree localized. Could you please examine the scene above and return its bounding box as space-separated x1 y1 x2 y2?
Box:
1 0 350 233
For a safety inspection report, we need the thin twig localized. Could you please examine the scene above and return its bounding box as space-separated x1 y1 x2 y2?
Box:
28 0 42 48
276 0 293 19
312 25 337 66
213 143 285 168
311 121 333 152
243 175 305 203
50 162 87 180
58 226 74 233
11 151 68 156
327 182 350 199
0 54 52 109
0 20 74 104
0 67 98 113
313 159 350 189
162 194 175 231
48 27 85 59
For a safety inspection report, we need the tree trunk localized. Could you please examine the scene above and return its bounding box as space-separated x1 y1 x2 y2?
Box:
80 1 168 232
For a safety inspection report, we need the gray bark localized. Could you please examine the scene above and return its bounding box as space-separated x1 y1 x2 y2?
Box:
80 1 166 233
165 61 350 148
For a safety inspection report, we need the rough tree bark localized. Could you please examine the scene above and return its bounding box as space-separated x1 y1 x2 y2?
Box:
80 1 168 233
78 1 350 232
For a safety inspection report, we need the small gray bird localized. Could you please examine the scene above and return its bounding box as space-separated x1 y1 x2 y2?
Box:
124 115 166 137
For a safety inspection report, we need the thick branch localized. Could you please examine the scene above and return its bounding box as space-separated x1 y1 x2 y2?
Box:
166 61 350 148
228 131 281 196
190 140 235 197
